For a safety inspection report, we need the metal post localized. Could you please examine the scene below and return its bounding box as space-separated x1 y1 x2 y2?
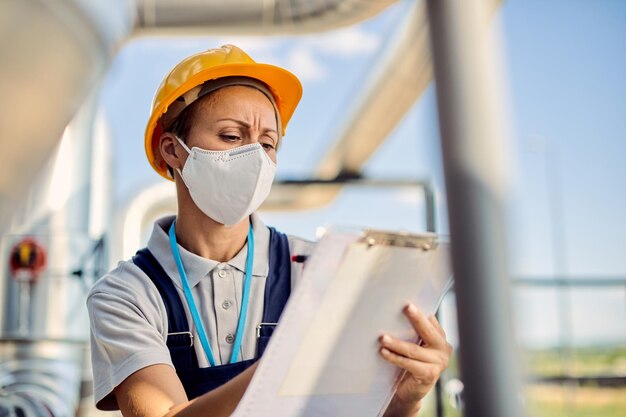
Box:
434 308 444 417
423 182 437 233
425 1 524 417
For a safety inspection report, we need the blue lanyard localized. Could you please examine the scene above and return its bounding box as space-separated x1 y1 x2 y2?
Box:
169 220 255 366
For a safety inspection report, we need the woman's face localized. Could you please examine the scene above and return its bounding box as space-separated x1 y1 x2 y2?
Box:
182 85 279 163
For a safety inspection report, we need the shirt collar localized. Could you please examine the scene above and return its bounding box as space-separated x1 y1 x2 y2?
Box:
228 212 270 277
146 214 270 290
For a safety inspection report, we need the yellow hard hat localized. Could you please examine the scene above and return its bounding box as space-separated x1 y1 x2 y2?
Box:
145 44 303 180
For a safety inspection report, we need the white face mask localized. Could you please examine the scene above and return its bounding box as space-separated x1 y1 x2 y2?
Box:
175 138 276 226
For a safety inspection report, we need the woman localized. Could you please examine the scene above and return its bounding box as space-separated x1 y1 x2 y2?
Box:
87 44 452 417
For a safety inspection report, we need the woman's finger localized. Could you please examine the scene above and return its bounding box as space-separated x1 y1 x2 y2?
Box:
428 315 447 338
379 334 448 367
404 304 446 349
379 347 443 387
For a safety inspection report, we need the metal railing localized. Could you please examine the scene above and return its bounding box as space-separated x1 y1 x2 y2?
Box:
434 276 626 417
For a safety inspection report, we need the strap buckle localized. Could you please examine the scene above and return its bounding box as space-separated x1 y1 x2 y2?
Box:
168 331 194 347
256 322 278 338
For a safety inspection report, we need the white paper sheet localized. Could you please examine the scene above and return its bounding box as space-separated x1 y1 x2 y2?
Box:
232 229 452 417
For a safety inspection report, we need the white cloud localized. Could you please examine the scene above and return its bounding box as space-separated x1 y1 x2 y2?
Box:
213 36 284 59
283 46 327 82
214 36 274 51
212 25 381 59
304 26 382 57
212 26 383 83
209 36 328 82
211 26 382 82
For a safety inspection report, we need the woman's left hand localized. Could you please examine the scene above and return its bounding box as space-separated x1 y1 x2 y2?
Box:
380 304 453 417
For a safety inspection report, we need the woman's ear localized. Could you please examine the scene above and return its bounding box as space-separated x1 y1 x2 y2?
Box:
159 133 185 175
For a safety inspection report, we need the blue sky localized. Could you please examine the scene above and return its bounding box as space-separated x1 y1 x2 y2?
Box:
502 0 626 277
99 0 626 346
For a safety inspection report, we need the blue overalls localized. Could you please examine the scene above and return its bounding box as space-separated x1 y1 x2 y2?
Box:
132 227 291 400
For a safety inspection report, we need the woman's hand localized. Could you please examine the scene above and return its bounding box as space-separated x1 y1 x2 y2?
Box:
380 304 453 417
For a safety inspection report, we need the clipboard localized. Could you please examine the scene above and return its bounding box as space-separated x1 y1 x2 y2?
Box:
233 228 453 417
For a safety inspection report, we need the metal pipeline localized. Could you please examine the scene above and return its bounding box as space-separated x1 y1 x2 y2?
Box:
0 340 85 417
134 0 398 36
0 96 111 417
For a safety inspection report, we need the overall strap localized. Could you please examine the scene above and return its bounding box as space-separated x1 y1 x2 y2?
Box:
132 248 198 368
263 228 292 323
254 227 291 358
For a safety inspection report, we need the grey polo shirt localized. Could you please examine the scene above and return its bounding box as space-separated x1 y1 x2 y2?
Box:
87 213 314 410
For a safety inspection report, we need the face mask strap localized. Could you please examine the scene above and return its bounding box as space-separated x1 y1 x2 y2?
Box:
173 136 191 185
175 136 192 155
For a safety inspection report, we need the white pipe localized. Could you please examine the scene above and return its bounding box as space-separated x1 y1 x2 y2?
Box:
116 182 176 263
0 96 111 417
134 0 398 36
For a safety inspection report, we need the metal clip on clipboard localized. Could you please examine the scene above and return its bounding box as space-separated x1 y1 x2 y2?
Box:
362 229 438 251
363 230 454 316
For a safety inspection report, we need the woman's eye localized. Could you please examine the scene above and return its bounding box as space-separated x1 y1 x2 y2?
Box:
220 134 240 142
262 143 275 151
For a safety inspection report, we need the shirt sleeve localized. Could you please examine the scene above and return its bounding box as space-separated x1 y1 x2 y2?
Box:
86 262 174 410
